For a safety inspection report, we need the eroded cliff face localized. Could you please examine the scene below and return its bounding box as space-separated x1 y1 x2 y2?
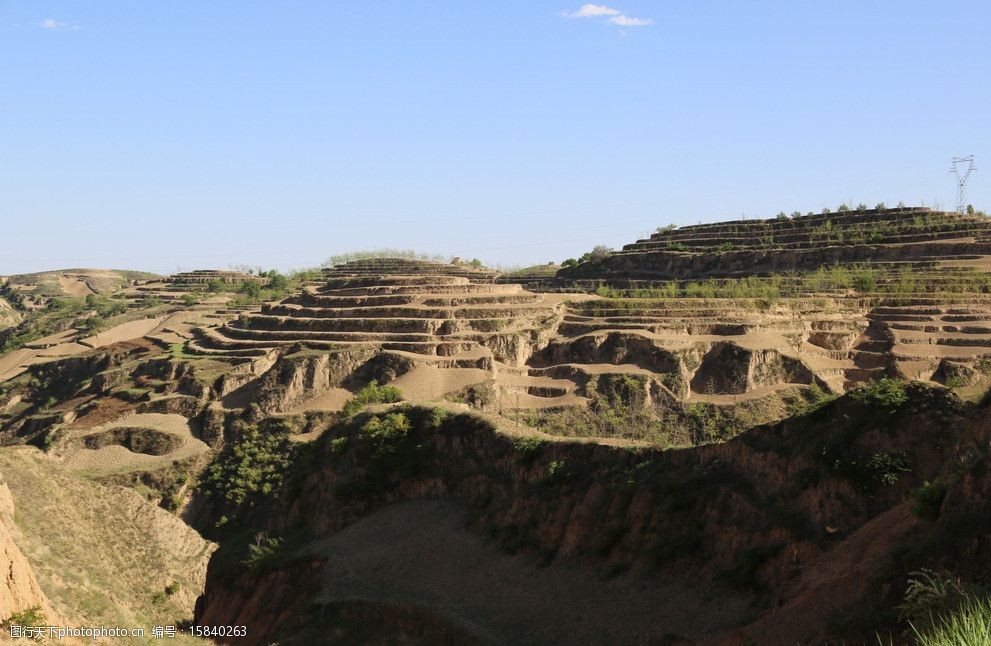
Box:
196 384 975 644
0 298 21 336
0 478 57 626
249 347 379 414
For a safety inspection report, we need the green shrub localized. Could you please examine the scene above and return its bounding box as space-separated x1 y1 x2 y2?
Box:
513 436 543 464
265 273 290 291
866 450 911 486
238 281 263 299
898 568 968 624
684 402 742 445
853 270 878 292
341 380 403 417
851 378 908 412
359 412 412 457
3 605 45 628
578 245 614 264
911 480 949 521
242 533 284 573
322 249 451 267
201 424 293 517
544 459 567 483
424 407 449 430
328 436 349 454
802 382 837 415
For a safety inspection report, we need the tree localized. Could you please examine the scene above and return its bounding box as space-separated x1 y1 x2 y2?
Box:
265 273 289 290
579 245 614 264
239 281 262 299
561 258 578 268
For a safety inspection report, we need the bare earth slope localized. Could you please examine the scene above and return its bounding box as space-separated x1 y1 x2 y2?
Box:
306 499 750 645
0 446 214 645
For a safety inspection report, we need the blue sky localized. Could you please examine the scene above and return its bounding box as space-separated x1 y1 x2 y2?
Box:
1 1 988 275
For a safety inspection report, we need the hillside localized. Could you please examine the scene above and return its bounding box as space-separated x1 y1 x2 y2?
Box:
1 269 161 301
1 207 991 644
559 206 991 281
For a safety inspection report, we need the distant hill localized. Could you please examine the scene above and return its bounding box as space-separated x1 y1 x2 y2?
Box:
0 269 160 300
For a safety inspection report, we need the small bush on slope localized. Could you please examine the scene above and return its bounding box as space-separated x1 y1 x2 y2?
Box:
852 378 909 413
359 412 412 457
242 533 284 574
341 380 403 417
911 481 949 521
3 606 46 629
898 569 970 625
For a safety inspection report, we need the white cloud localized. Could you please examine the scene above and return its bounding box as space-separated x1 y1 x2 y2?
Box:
565 4 621 18
608 15 654 26
37 18 79 30
563 5 653 28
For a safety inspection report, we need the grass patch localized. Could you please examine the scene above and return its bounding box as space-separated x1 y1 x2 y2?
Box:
912 595 991 645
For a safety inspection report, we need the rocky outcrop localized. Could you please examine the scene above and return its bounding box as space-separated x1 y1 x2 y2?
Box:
690 343 821 394
252 347 378 414
531 332 681 374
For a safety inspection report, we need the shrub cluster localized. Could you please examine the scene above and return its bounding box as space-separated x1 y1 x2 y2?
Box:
341 380 403 417
359 412 412 457
200 422 293 523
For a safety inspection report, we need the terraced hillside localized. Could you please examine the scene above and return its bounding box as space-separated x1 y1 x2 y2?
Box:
538 207 991 412
556 296 991 395
559 206 991 282
180 238 991 442
196 260 556 357
191 259 580 413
